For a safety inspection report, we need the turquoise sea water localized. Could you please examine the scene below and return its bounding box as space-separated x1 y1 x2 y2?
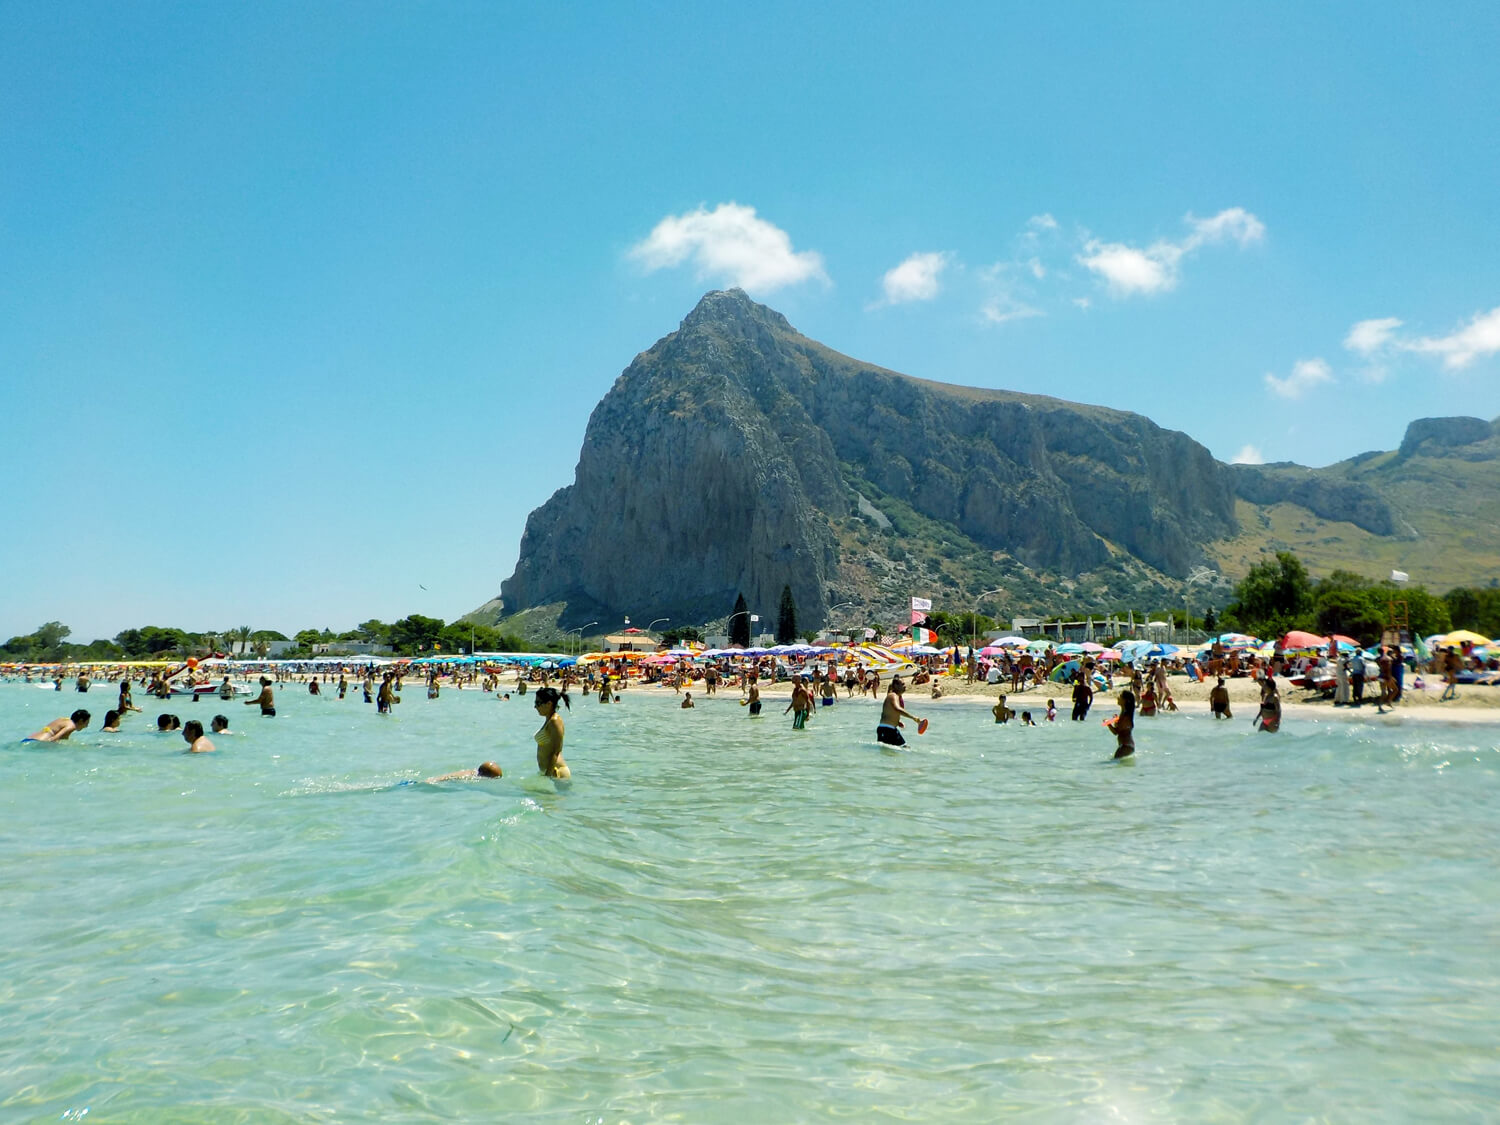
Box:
2 681 1498 1122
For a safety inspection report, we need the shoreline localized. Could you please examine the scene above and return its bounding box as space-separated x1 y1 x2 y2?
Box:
621 677 1500 725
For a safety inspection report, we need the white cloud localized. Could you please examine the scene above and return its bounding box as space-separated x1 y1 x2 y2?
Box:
1028 213 1058 231
878 251 951 305
1404 305 1500 370
1264 357 1333 399
1185 207 1266 248
1231 444 1265 464
1343 316 1403 356
1078 241 1179 296
1078 207 1265 298
1073 296 1091 310
981 295 1043 324
1027 257 1046 279
628 202 827 293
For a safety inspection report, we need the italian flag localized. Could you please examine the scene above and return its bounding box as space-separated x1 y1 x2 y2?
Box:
912 626 936 645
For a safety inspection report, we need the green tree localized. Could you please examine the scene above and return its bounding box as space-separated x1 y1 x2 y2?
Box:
661 625 704 647
1442 586 1500 637
729 593 750 648
134 626 191 657
1312 572 1387 645
1223 552 1315 638
34 622 71 657
389 614 446 655
776 585 799 645
1202 606 1218 635
355 619 391 645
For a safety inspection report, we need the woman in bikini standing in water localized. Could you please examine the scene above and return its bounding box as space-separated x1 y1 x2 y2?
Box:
533 686 571 779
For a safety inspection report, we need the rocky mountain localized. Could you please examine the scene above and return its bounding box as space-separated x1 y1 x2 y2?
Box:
478 290 1499 638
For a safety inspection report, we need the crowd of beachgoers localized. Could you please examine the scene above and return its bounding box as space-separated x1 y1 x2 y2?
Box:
10 626 1498 773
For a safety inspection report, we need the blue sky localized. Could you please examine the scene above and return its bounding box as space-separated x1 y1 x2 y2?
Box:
3 1 1497 642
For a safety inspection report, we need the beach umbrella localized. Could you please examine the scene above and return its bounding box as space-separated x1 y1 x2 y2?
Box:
1025 638 1053 651
1216 632 1260 647
1277 630 1328 651
991 636 1030 647
1056 642 1085 654
1080 642 1105 652
1097 649 1122 661
1436 629 1491 647
1049 659 1081 682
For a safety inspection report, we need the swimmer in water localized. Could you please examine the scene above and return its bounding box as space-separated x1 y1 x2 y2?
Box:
1209 677 1233 719
991 694 1014 724
533 686 571 779
1255 678 1281 733
681 692 695 709
182 718 215 753
27 710 91 742
101 709 122 732
1111 690 1136 758
211 715 232 735
245 677 276 717
425 762 503 783
785 677 812 729
745 681 762 716
157 714 182 732
876 677 923 746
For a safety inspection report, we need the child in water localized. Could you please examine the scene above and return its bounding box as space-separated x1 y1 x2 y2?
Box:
1045 699 1057 722
1110 690 1136 758
1020 711 1037 726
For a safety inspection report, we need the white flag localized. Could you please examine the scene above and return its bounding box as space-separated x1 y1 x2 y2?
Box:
1391 570 1409 583
863 628 876 639
750 614 760 622
910 596 932 612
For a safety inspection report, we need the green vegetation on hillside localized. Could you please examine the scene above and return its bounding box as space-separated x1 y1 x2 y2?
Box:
1221 551 1451 644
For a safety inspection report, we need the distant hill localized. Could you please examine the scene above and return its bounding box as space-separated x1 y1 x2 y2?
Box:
1212 416 1500 588
469 291 1499 643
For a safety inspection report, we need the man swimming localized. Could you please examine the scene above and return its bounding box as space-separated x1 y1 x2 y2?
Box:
785 677 812 729
1209 677 1233 719
27 710 91 742
182 719 215 753
244 677 276 717
876 677 923 746
425 762 503 783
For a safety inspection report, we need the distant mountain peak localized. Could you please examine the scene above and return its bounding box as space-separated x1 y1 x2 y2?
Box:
679 288 795 335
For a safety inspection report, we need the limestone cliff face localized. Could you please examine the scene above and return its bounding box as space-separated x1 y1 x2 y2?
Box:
500 290 1240 626
1228 464 1398 536
1398 415 1498 457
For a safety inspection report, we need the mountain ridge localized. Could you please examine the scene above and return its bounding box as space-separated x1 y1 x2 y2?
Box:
480 290 1499 636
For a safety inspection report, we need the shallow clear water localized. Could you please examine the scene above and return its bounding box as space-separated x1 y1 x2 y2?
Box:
2 680 1499 1122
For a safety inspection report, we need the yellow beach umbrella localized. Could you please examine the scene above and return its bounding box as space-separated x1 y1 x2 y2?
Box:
1436 629 1490 646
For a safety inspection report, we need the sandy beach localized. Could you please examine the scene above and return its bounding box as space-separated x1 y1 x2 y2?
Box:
631 669 1500 723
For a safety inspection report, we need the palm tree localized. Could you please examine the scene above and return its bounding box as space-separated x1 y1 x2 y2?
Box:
234 625 252 656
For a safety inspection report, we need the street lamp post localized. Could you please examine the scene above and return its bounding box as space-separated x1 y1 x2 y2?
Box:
569 621 598 660
646 617 669 644
825 601 855 643
972 587 1005 659
726 609 752 647
1183 568 1214 645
